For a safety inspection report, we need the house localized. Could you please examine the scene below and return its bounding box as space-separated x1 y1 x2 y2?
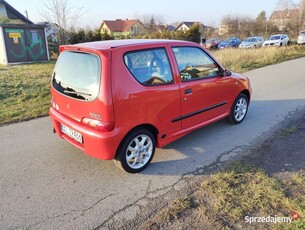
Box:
270 8 300 31
165 24 176 31
174 21 204 34
0 0 49 64
100 19 145 39
154 24 175 33
37 22 60 42
0 0 33 24
218 24 229 35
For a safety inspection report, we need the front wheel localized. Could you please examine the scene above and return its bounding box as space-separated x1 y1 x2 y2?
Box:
229 93 249 124
114 129 156 173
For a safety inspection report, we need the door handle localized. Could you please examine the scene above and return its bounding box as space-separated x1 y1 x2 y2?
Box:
185 89 192 94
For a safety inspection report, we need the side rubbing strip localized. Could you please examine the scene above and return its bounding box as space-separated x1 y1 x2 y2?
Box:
172 101 227 122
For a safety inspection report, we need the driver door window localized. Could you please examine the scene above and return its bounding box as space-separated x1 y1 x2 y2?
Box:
124 48 174 86
172 47 221 81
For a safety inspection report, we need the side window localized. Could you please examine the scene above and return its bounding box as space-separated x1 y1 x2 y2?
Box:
124 48 174 86
172 47 221 81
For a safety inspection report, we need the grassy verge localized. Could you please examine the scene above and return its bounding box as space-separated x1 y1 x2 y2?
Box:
0 61 55 125
212 45 305 72
1 45 305 126
141 162 305 230
197 162 305 229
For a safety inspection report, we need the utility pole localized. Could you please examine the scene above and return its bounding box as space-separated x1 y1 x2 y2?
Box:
24 10 29 19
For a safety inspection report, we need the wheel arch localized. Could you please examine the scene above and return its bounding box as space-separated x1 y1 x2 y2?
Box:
240 89 251 102
115 124 159 158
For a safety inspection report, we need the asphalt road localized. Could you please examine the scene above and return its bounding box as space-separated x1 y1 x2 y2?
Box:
1 57 305 229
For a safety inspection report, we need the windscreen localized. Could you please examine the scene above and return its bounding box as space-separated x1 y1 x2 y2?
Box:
245 38 256 42
270 36 281 40
52 51 100 101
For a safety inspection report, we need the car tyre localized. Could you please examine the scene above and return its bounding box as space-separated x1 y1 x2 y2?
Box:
229 93 249 124
114 129 156 173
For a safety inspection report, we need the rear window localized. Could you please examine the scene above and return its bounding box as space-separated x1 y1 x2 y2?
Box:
52 51 100 101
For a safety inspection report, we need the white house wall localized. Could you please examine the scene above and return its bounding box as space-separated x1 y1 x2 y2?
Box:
0 27 8 65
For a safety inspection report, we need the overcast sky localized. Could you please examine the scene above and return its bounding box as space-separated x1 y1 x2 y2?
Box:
6 0 301 28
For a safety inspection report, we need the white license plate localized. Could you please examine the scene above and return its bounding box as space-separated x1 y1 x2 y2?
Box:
61 124 83 143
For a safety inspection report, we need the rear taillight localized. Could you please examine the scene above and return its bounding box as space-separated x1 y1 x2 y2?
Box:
82 118 114 132
51 97 59 111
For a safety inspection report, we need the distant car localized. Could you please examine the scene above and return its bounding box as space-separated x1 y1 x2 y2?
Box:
297 30 305 45
239 36 264 48
262 34 290 47
218 38 241 49
205 38 222 50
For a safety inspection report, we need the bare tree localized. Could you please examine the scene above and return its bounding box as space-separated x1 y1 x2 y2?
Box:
276 0 298 10
221 15 251 38
301 0 305 27
40 0 84 44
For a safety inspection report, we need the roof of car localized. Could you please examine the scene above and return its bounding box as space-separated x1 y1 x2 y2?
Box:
271 34 288 36
70 39 191 51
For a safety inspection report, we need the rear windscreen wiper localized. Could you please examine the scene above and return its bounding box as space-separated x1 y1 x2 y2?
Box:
63 86 92 96
63 90 92 96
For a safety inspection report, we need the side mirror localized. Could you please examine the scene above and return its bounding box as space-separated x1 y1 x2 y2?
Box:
225 69 232 76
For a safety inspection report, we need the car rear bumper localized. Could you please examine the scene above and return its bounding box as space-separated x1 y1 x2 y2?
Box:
297 39 305 44
49 107 120 160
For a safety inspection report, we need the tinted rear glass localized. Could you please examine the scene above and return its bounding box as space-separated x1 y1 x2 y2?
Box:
52 51 100 101
124 48 174 86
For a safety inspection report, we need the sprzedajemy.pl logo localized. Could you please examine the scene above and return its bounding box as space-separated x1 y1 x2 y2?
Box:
245 212 299 224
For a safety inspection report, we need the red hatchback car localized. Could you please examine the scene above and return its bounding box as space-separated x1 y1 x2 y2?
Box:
50 39 252 173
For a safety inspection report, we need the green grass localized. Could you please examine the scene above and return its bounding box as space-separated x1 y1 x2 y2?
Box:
1 45 305 126
0 61 55 125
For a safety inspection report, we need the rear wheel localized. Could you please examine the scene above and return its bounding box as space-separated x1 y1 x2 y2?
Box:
229 93 249 124
114 129 156 173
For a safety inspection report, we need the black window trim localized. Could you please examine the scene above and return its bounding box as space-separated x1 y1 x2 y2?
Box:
171 45 224 83
123 47 175 87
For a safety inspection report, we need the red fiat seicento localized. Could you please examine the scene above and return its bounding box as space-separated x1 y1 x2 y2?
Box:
49 39 252 173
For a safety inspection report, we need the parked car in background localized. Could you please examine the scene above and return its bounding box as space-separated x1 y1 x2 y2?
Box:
262 34 290 47
49 39 252 173
205 38 222 50
218 38 241 49
239 36 264 48
297 30 305 45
